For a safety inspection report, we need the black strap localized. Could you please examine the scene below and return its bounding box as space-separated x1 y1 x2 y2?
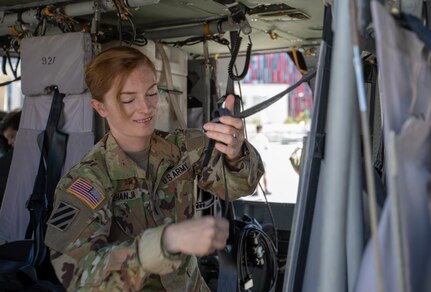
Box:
203 69 316 292
203 70 316 215
205 69 316 180
210 69 316 124
25 87 68 267
202 108 232 168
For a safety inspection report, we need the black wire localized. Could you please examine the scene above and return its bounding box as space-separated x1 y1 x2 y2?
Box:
14 57 20 77
6 51 17 79
124 32 148 46
161 35 229 48
233 65 279 252
208 56 283 289
220 151 278 291
2 55 6 75
228 34 252 81
236 226 278 291
258 184 279 252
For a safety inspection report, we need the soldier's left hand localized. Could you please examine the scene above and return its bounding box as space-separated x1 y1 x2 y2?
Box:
203 94 245 161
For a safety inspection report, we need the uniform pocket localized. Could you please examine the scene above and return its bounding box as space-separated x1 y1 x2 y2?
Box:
112 193 150 237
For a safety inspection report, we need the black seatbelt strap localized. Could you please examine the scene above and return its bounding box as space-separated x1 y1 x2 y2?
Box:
25 86 68 266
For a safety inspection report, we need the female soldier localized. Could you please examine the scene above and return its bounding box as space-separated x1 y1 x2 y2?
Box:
45 46 263 291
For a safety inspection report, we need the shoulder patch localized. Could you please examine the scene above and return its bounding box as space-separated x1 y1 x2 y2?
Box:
161 163 190 184
67 178 105 209
48 201 79 231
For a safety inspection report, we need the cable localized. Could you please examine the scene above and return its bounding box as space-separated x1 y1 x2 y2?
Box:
258 183 279 252
123 32 148 46
204 59 316 292
228 34 252 81
204 122 278 291
161 34 229 48
235 219 278 291
235 72 278 252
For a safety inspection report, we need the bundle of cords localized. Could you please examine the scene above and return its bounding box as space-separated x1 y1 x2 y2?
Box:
233 215 278 291
202 107 278 291
215 157 278 292
205 69 316 291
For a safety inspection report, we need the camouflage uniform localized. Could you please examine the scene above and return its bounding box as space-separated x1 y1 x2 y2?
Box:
45 129 263 291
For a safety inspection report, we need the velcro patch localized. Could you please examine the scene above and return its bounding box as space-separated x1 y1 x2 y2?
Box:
113 188 143 204
161 163 189 184
67 178 105 209
48 202 79 231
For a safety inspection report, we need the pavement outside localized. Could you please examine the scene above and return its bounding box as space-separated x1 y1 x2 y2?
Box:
242 123 308 204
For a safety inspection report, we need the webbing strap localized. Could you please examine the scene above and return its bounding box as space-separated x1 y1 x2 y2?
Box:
156 42 187 128
210 69 316 123
25 87 68 267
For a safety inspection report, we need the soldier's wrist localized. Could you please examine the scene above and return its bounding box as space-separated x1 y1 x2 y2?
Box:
161 223 182 259
138 224 184 274
225 142 248 170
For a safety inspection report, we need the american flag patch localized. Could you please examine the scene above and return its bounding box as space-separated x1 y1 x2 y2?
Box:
48 201 78 231
67 178 105 209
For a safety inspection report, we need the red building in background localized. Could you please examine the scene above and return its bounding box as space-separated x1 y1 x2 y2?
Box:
242 52 313 120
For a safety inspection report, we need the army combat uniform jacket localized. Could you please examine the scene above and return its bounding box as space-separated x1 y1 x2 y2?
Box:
45 129 264 291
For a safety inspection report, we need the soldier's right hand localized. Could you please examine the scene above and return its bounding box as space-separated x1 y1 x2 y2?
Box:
162 216 229 256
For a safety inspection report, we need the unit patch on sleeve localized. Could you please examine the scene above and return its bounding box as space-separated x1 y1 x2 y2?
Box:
67 178 105 209
48 201 79 231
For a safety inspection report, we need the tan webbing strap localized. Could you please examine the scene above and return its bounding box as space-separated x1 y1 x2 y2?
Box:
155 42 187 129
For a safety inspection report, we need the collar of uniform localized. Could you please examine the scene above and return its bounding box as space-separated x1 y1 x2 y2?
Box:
147 131 180 184
104 133 140 180
104 132 178 181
